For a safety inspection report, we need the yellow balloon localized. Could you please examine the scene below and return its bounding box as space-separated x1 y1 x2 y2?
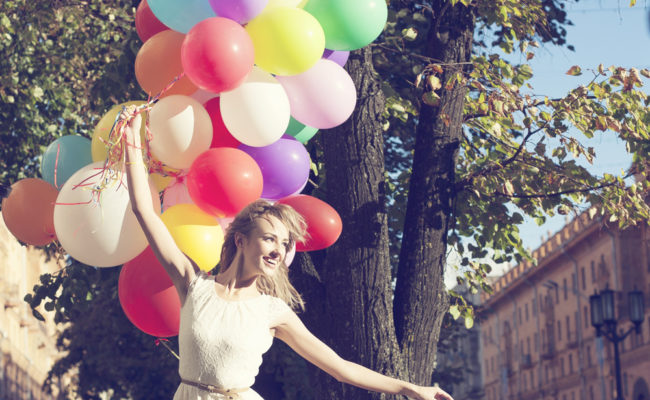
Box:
246 7 324 76
91 101 148 162
161 204 224 271
266 0 308 8
150 171 176 192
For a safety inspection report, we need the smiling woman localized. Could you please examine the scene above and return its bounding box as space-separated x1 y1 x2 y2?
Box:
120 106 454 400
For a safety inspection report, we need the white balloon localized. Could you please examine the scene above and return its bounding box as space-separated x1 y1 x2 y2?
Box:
190 89 219 104
220 67 290 147
53 162 161 267
148 95 213 169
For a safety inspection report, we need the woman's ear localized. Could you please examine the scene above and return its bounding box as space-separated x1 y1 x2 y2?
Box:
234 232 245 248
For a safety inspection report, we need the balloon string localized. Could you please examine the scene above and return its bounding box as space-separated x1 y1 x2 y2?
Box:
155 338 180 360
54 143 61 188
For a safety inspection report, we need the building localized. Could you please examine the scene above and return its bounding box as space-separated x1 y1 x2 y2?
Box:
436 284 485 400
480 211 650 400
0 215 65 399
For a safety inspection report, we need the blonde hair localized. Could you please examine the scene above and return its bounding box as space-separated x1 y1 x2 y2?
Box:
218 200 308 311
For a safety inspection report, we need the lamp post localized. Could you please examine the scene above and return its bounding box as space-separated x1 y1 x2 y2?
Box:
589 288 645 400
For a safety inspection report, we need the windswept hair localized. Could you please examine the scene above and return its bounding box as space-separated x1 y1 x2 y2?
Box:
218 200 308 311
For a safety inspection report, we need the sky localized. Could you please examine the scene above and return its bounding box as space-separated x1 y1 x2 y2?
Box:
444 1 650 287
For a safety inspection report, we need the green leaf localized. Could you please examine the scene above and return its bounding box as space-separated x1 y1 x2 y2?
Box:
449 305 461 320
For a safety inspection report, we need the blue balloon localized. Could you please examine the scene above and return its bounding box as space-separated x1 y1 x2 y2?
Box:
148 0 216 33
41 135 93 190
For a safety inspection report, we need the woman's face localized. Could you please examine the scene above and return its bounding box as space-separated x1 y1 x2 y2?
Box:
239 215 291 277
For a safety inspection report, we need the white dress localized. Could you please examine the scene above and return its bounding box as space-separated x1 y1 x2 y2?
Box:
173 271 292 400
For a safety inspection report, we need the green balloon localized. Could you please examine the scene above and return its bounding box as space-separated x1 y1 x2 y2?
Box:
305 0 388 51
286 117 319 143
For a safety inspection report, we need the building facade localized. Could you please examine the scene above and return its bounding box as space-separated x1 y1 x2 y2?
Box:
0 215 64 399
480 211 650 400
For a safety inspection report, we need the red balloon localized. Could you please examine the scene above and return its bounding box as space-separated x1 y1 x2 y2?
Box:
277 195 342 251
204 97 241 149
118 246 180 337
181 17 254 93
135 0 169 42
187 148 263 217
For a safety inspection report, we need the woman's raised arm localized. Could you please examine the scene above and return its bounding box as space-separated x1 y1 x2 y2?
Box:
273 311 454 400
121 107 197 303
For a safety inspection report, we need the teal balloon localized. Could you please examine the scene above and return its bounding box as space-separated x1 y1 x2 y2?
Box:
148 0 216 34
286 117 318 143
41 135 93 190
304 0 388 51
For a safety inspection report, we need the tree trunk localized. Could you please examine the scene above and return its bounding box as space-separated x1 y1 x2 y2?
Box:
393 0 475 385
292 2 475 399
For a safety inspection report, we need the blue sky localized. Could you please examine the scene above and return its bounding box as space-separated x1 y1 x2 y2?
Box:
516 1 650 250
444 1 650 286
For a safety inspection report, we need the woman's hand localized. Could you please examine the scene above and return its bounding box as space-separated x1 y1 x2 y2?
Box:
411 385 454 400
119 105 142 148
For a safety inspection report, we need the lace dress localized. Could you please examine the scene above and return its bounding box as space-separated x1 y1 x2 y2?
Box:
173 271 292 400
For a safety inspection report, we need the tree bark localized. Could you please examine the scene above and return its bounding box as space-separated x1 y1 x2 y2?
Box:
293 2 475 399
393 0 475 385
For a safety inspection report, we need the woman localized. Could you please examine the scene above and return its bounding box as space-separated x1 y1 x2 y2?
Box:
121 107 453 400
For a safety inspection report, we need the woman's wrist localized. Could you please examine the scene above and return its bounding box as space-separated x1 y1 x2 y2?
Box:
399 382 421 398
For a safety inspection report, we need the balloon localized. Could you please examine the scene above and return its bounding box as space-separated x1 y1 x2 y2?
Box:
190 88 219 104
304 0 387 51
218 216 234 233
220 67 290 147
119 246 180 337
148 95 213 169
277 59 356 129
181 17 255 93
147 0 216 33
277 195 342 251
53 162 161 267
239 135 310 200
245 7 324 76
135 30 198 98
161 203 224 271
150 166 181 192
209 0 268 24
135 0 169 42
186 148 263 217
92 101 148 162
41 135 93 190
285 117 318 143
203 97 241 149
322 48 349 67
1 178 58 246
162 176 193 211
266 0 308 7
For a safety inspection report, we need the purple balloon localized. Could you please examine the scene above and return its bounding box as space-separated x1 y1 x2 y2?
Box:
322 49 350 67
239 135 310 200
209 0 268 24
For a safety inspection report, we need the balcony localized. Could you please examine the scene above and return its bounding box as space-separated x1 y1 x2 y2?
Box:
541 344 555 360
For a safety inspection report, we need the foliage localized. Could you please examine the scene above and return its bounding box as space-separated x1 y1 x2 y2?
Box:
0 0 140 190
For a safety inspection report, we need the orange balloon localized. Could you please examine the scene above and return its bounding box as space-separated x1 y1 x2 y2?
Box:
1 178 58 246
135 30 198 98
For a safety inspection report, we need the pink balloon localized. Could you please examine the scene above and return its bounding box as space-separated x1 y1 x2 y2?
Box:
162 176 193 211
276 59 356 129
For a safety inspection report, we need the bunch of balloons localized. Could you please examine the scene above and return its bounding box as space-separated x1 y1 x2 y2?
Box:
2 0 387 338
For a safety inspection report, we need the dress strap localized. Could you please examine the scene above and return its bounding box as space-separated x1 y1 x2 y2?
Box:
180 378 248 399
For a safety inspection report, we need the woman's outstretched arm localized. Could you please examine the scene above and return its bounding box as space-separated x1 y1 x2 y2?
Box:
121 107 197 303
274 311 453 400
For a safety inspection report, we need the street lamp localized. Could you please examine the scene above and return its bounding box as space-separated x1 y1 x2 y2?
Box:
589 288 645 400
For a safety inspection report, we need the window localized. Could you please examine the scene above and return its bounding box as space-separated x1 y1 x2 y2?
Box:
571 273 576 291
527 337 531 354
561 357 565 375
523 373 527 391
556 287 559 304
535 332 539 351
530 370 535 388
533 297 537 316
518 307 522 325
584 306 589 329
587 345 592 366
525 303 529 322
558 320 562 341
591 261 596 282
569 353 573 373
563 278 568 300
566 316 571 341
581 267 586 290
